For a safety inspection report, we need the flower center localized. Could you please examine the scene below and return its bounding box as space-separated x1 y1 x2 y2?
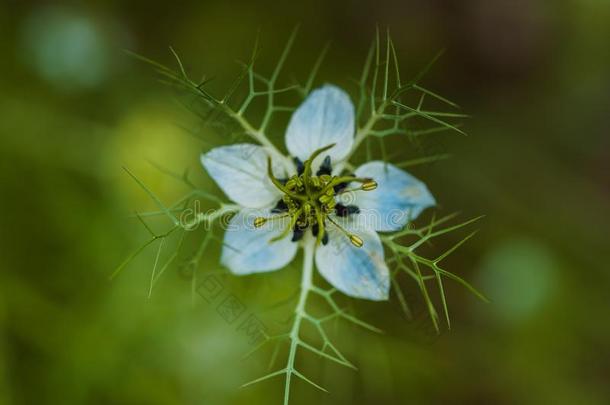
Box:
255 144 377 247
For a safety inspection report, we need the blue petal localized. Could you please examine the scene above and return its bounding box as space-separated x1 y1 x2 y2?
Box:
201 144 285 208
221 209 298 275
285 85 354 168
315 220 389 301
341 161 435 232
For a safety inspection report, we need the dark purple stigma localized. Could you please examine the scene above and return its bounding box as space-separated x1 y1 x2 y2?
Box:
271 199 289 213
335 203 360 217
293 157 305 175
316 155 332 176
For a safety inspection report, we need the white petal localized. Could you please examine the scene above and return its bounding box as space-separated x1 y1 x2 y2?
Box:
340 161 435 232
315 219 389 301
201 144 285 208
285 85 354 169
221 209 298 275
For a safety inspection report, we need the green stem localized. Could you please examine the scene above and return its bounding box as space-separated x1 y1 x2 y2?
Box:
284 237 315 405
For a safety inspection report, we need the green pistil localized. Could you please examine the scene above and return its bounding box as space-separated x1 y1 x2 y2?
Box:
314 204 325 246
314 176 377 199
263 144 374 247
270 207 303 242
267 157 307 202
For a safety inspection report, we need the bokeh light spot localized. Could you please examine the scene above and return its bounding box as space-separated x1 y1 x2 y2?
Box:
477 237 558 325
21 7 109 90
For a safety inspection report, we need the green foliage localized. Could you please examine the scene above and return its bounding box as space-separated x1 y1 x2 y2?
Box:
118 27 483 405
384 214 487 332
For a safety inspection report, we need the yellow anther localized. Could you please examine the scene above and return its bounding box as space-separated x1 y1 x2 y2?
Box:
361 179 378 191
285 178 297 189
253 217 267 228
319 194 333 204
349 234 364 248
303 203 311 216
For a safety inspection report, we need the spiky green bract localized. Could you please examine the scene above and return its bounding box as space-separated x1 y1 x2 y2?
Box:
117 28 483 405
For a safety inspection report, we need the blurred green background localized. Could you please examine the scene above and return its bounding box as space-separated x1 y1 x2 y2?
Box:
1 0 609 404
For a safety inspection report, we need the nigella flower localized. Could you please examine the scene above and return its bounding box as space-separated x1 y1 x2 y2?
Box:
201 85 435 300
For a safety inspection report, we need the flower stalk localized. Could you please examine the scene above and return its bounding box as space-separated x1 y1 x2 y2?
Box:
284 236 316 405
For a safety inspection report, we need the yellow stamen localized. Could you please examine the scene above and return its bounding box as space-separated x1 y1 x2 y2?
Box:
253 217 267 228
303 203 312 216
314 176 371 198
285 178 297 189
327 216 365 248
361 180 378 191
349 234 364 248
319 194 333 204
270 208 302 243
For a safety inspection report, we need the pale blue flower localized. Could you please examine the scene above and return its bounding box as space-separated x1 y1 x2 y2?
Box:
201 85 435 300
